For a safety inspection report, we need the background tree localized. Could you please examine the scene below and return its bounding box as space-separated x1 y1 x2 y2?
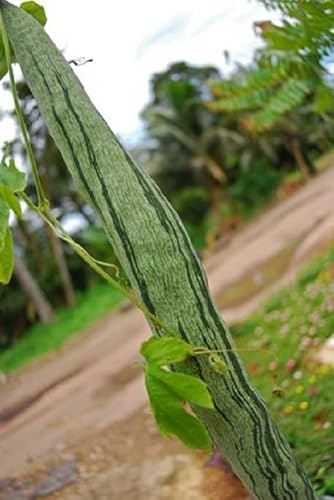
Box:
142 62 279 246
208 0 334 179
14 253 55 324
141 60 322 246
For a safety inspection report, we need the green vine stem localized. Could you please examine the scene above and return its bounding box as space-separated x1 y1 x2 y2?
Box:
18 190 180 337
0 10 47 208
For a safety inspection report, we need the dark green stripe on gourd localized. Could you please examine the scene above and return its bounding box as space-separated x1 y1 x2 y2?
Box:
0 2 317 498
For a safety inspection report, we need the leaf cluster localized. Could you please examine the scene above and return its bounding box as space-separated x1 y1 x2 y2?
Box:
0 158 26 283
140 337 215 450
208 1 334 132
259 1 334 59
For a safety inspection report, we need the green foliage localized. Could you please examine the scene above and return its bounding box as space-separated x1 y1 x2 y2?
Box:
251 78 311 132
232 246 334 495
141 336 214 450
209 0 334 132
142 59 332 249
0 197 9 242
142 62 230 196
228 158 282 217
166 185 218 252
210 87 272 112
0 158 26 191
20 1 46 26
296 254 331 288
0 184 21 216
259 0 334 59
314 83 334 114
0 227 13 284
171 187 209 225
144 366 213 450
183 219 210 252
147 365 214 411
140 336 194 365
210 58 308 98
0 159 26 283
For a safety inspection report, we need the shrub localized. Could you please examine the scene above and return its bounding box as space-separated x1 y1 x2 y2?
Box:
229 159 283 217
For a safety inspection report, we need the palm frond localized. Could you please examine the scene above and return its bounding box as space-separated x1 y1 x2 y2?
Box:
250 78 311 131
208 88 272 112
209 57 309 98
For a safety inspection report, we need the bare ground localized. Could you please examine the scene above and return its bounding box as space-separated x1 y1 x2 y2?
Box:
1 167 334 499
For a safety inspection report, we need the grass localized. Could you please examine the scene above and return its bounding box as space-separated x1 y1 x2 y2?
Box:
0 281 124 373
316 148 334 172
232 246 334 495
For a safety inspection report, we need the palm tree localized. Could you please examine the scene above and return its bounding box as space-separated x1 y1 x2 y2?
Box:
142 63 248 246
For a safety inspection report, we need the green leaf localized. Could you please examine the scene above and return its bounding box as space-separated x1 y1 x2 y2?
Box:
251 78 310 131
0 160 26 192
209 88 272 112
152 367 214 409
20 2 47 26
145 366 212 450
261 24 306 52
0 185 21 217
0 227 14 284
140 336 193 365
0 197 10 249
313 83 334 113
0 32 14 80
141 339 214 449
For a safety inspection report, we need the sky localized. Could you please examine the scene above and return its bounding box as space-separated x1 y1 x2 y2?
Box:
1 0 276 145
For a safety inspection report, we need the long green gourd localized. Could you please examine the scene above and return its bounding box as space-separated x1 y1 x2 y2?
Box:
1 2 317 498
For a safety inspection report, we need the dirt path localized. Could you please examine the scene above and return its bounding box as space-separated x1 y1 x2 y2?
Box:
1 167 334 498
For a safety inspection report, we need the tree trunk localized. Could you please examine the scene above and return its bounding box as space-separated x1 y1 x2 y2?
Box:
3 4 317 498
16 217 43 273
14 254 55 324
286 135 313 181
